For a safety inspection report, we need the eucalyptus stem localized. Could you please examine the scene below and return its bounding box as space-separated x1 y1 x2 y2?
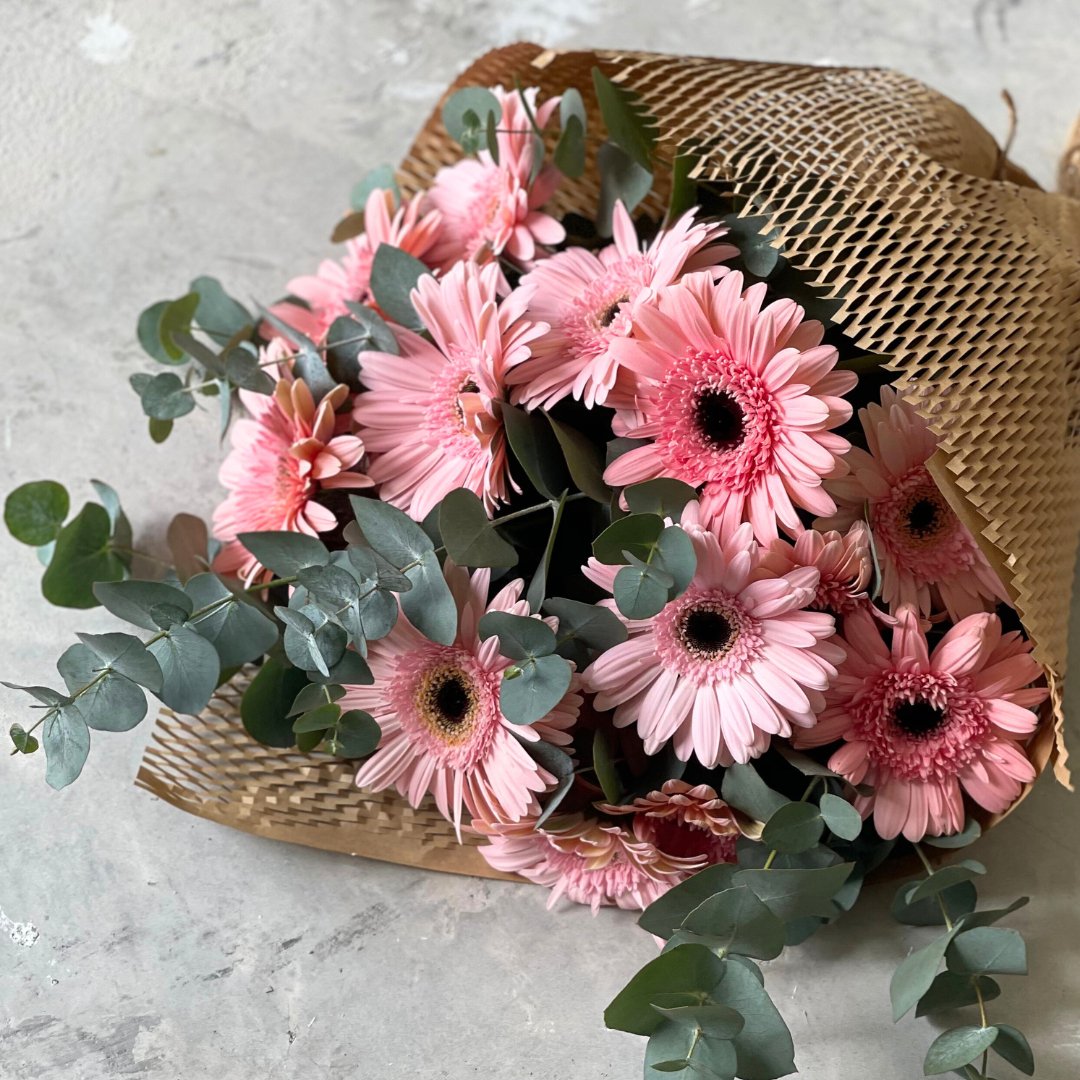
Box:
10 573 299 756
913 842 991 1080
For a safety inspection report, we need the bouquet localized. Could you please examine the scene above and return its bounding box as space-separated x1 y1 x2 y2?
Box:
6 44 1079 1080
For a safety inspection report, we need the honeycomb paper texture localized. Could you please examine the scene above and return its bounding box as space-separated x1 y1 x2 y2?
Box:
136 45 1080 877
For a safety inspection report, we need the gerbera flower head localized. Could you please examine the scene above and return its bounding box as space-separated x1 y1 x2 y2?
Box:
351 260 547 520
504 202 736 410
818 386 1008 620
213 347 373 580
598 779 740 865
268 187 444 341
603 270 857 543
797 605 1047 841
427 86 565 267
582 504 844 767
474 813 699 913
759 522 874 620
344 561 581 835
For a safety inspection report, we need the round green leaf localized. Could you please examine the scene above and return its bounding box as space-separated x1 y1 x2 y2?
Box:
923 1025 999 1075
613 563 671 619
291 702 341 734
42 504 127 609
94 579 194 631
5 480 69 546
442 87 501 148
148 625 221 715
42 704 91 789
544 597 627 668
369 244 430 331
908 860 986 904
624 479 698 520
75 631 163 692
139 372 196 420
593 513 664 564
760 802 824 854
478 611 557 660
946 926 1028 976
819 793 863 841
241 659 309 748
333 710 381 758
991 1024 1034 1076
439 489 518 568
10 723 39 754
499 654 571 725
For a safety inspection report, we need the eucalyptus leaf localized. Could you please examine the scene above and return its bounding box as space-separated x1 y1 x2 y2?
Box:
593 513 664 564
923 1026 999 1075
349 165 400 212
604 944 726 1037
137 299 178 364
946 927 1027 976
818 793 862 840
520 737 575 827
183 573 279 667
288 682 346 718
591 67 656 170
545 415 609 503
544 597 627 669
138 372 196 420
908 861 986 905
478 610 557 660
42 504 127 609
680 886 786 961
42 703 91 789
915 972 1001 1017
624 479 698 520
924 820 983 849
438 489 518 568
733 863 853 922
224 346 275 394
277 604 348 678
891 878 978 927
9 724 38 754
760 802 824 855
499 654 572 726
442 87 502 150
237 531 330 578
158 292 201 361
94 579 193 631
75 631 163 692
591 727 621 803
720 764 789 823
292 701 341 734
500 402 569 501
148 625 221 715
991 1024 1034 1076
332 709 381 758
596 143 652 237
369 244 431 331
613 562 671 619
639 864 741 939
4 480 69 546
241 659 308 747
891 926 960 1021
190 275 252 345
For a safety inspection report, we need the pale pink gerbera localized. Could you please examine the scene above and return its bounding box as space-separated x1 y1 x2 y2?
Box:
213 358 373 580
344 562 580 833
599 780 740 865
760 522 874 620
604 270 857 543
583 506 844 767
351 260 546 520
427 86 565 267
798 605 1047 841
474 814 700 913
269 187 444 341
817 386 1007 620
504 202 735 411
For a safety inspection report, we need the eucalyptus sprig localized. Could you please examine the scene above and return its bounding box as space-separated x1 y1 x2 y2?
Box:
890 828 1034 1078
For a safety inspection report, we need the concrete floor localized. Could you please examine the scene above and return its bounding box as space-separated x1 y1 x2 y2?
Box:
2 2 1079 1077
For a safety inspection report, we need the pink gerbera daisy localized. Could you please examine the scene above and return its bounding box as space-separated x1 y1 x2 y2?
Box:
797 605 1047 841
603 270 857 543
504 202 735 411
269 187 444 341
474 813 699 913
759 522 874 620
599 779 740 865
817 386 1008 620
582 507 844 767
427 86 565 267
344 562 581 833
213 355 373 580
351 260 546 520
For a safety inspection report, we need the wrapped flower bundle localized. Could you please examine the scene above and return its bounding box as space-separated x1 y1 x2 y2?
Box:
7 44 1080 1080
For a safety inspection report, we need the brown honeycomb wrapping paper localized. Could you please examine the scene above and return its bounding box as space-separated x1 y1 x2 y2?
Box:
136 45 1080 880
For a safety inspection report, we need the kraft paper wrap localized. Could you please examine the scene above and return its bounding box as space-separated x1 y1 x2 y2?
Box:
136 45 1080 880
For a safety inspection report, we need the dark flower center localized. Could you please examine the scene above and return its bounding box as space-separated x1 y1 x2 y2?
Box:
680 608 736 657
893 698 948 738
598 293 630 328
906 497 942 539
419 667 477 738
694 389 746 451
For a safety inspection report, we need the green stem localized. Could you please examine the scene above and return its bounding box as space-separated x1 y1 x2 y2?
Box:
11 574 300 756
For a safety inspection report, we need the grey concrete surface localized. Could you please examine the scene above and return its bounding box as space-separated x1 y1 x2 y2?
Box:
2 2 1079 1077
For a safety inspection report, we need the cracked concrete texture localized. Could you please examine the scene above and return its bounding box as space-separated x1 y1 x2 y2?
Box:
2 1 1079 1077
